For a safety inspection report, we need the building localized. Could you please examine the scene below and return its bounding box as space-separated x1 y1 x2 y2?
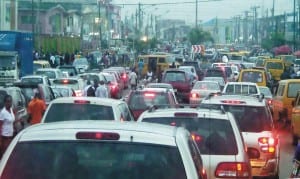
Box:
0 0 18 30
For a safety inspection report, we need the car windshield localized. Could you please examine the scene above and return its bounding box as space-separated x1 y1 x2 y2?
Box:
266 62 283 70
44 103 114 122
58 67 76 76
241 71 263 83
128 92 169 110
52 79 80 90
205 69 223 78
21 77 43 84
36 71 56 79
288 83 300 98
200 104 272 132
52 88 70 97
203 77 225 86
224 84 258 95
142 117 238 155
2 141 186 179
0 56 16 70
104 75 116 83
163 72 186 82
73 58 88 65
193 82 219 90
259 87 272 97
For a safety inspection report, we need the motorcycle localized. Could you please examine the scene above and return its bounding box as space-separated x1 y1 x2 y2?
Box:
290 159 300 178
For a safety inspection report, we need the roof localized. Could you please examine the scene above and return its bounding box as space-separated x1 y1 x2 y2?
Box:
49 97 125 106
139 107 230 120
140 88 170 93
21 75 45 79
36 68 60 72
201 94 265 106
17 121 181 142
279 79 300 83
146 83 173 88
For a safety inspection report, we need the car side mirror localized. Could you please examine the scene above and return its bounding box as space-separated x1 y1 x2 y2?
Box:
247 147 260 159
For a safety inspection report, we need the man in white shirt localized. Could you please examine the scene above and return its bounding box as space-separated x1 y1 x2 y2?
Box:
95 80 108 98
129 69 138 90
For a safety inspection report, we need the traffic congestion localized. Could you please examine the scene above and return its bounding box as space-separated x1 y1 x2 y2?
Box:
0 43 299 179
1 0 300 178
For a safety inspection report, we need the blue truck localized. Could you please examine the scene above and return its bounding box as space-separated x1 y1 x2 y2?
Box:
0 31 33 85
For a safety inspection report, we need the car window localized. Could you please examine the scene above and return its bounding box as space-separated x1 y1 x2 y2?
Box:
118 103 132 121
44 103 114 122
205 69 223 78
128 92 169 110
193 82 219 90
163 72 186 82
21 78 43 84
288 83 300 98
225 84 257 95
241 71 263 83
276 84 285 96
143 117 238 155
2 142 187 179
36 71 56 79
266 62 283 70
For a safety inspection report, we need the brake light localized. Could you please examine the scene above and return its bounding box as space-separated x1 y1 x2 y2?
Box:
267 99 272 105
221 100 246 104
76 132 120 140
258 137 277 153
191 132 202 142
75 91 83 97
144 93 155 97
74 100 90 104
215 162 250 178
63 79 69 84
170 122 176 126
122 74 127 79
174 112 198 117
190 93 200 98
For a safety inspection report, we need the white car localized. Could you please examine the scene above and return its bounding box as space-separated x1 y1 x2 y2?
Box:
0 121 207 179
189 81 221 104
202 76 226 89
20 75 51 86
137 107 253 179
201 94 280 178
222 82 260 96
73 58 90 73
35 68 65 83
178 66 198 80
52 77 85 97
41 97 134 123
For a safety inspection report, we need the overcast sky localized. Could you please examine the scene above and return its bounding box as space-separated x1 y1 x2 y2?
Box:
113 0 295 24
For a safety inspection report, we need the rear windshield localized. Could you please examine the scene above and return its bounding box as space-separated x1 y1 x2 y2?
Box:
288 83 300 98
142 117 238 155
53 79 80 90
224 84 258 95
205 69 223 78
2 142 186 179
193 82 219 90
21 78 43 84
163 72 186 82
266 62 283 70
36 71 56 79
52 88 70 97
44 103 114 122
241 71 263 83
58 67 77 76
200 104 272 132
128 92 170 110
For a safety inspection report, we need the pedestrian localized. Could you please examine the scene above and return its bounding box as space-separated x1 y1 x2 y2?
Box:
281 67 291 80
50 54 56 67
0 95 17 157
129 69 138 90
83 80 92 97
87 79 98 97
138 59 144 79
95 80 108 98
27 92 46 125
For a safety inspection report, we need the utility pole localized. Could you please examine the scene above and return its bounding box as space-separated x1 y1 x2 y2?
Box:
138 3 141 35
31 0 34 35
98 0 102 49
272 0 275 32
196 0 198 28
251 6 260 44
294 0 296 51
244 11 249 45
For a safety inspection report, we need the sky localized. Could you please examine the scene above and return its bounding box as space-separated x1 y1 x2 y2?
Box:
113 0 295 25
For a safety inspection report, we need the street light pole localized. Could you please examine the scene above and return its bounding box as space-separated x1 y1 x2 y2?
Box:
98 0 102 49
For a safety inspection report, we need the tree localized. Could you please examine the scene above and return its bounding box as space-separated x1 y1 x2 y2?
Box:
261 32 286 51
188 28 214 45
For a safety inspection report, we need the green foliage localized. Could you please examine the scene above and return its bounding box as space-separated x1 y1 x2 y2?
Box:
261 32 286 51
188 28 214 45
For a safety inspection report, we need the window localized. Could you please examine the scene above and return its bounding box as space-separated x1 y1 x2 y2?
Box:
128 92 169 110
118 103 133 121
276 84 285 96
21 16 35 24
2 142 187 179
158 58 166 63
266 62 283 70
288 83 300 98
143 117 238 155
44 103 114 122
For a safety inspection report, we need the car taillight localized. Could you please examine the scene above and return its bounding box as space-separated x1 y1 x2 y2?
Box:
75 90 82 97
191 132 202 142
190 93 200 98
215 162 250 178
144 93 155 97
122 74 127 79
76 132 120 140
267 99 272 105
258 137 277 153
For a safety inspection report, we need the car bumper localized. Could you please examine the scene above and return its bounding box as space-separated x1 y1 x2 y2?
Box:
250 158 279 177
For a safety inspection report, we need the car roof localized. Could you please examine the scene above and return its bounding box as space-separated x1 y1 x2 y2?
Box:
201 94 265 106
139 87 170 93
279 79 300 84
36 68 60 72
21 75 45 78
139 107 231 120
146 83 173 88
16 121 184 145
49 97 125 106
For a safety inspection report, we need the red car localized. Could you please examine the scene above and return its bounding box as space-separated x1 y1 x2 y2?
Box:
125 88 177 120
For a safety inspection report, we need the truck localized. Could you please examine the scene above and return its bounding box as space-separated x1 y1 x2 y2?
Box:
0 31 33 85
